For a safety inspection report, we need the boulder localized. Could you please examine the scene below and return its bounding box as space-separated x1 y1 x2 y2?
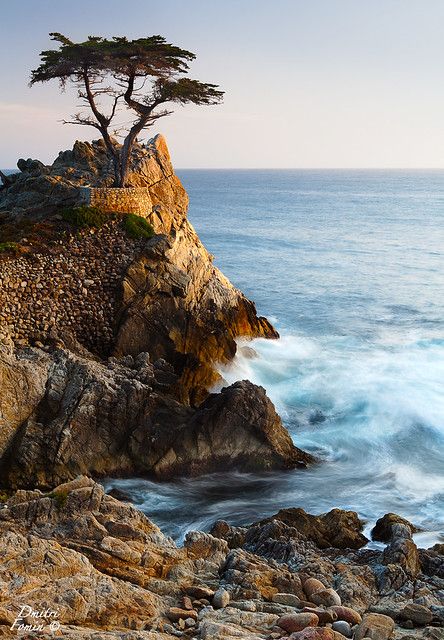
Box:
259 507 368 549
354 613 395 640
151 380 315 478
371 514 419 542
277 612 320 632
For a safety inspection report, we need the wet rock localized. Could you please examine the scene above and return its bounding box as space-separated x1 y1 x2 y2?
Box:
152 380 315 478
382 524 420 578
371 514 419 542
259 507 368 549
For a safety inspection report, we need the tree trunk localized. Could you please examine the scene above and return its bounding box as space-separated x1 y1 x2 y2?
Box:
118 117 149 187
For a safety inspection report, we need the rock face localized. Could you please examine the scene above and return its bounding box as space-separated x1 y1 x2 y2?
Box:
0 345 311 489
0 135 298 487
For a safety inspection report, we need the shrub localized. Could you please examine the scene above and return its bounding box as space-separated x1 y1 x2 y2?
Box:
62 205 109 229
123 213 155 239
123 213 154 239
0 241 19 254
48 489 69 509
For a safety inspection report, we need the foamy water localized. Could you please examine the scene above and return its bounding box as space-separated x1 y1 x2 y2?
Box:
105 169 444 544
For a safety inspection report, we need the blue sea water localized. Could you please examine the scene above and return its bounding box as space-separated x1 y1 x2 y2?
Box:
101 170 443 545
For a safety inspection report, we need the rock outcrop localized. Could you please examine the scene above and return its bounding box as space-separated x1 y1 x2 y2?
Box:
0 343 311 489
0 134 297 487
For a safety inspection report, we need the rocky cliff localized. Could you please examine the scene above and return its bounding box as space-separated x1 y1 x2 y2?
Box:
0 135 312 488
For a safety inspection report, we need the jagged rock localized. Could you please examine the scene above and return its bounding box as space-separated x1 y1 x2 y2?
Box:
151 381 315 478
354 613 395 640
399 604 433 626
0 346 309 488
258 507 368 549
382 524 420 578
372 514 420 542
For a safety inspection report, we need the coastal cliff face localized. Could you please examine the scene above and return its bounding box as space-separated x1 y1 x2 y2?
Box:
0 138 442 639
0 135 307 489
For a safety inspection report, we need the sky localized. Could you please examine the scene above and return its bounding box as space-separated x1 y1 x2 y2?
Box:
2 0 444 168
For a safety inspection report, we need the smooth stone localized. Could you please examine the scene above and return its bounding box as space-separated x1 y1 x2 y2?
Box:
329 606 362 625
212 587 230 608
311 588 341 607
277 612 320 633
304 578 326 598
272 593 302 607
332 621 352 638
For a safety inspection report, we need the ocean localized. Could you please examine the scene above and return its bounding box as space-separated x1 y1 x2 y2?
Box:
5 166 443 545
104 169 444 545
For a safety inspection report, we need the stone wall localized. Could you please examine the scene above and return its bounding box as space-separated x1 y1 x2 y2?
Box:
0 224 144 355
80 187 153 217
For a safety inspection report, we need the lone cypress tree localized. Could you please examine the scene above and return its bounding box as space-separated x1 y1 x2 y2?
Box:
31 33 224 186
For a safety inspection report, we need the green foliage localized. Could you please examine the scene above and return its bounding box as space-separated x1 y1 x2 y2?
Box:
48 489 69 509
0 491 9 503
0 241 19 254
30 32 224 187
123 213 155 239
62 205 109 229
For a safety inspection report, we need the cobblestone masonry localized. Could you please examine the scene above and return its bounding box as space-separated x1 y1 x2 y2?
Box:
81 187 153 217
0 223 144 355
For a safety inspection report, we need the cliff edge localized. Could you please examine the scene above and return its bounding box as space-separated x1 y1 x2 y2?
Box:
0 135 314 488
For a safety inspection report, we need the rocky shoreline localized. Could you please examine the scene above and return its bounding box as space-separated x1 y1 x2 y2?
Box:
0 476 443 639
0 136 442 638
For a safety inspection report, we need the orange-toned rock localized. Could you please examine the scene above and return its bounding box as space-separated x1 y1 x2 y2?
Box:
303 607 338 624
277 612 319 633
311 588 341 607
329 606 362 625
304 578 326 598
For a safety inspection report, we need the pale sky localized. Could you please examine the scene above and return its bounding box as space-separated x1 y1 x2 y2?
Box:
2 0 444 168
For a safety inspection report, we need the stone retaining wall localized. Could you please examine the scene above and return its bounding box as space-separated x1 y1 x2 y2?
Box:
80 187 152 217
0 224 144 355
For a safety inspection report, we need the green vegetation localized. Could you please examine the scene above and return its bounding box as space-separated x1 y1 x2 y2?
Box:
31 33 223 187
0 241 19 254
0 491 9 503
123 213 154 239
62 205 110 229
48 489 70 509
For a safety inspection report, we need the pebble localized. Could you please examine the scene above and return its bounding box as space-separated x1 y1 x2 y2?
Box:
212 587 230 608
272 593 302 607
332 621 352 637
